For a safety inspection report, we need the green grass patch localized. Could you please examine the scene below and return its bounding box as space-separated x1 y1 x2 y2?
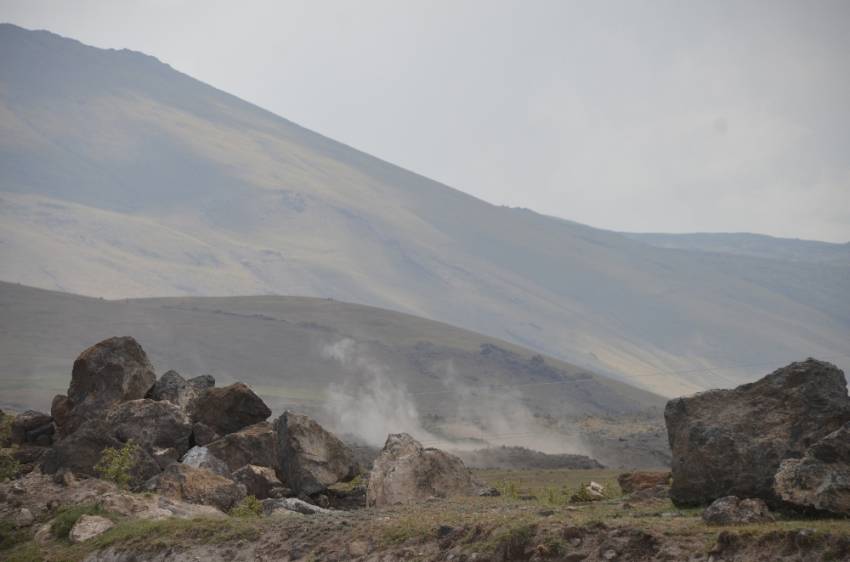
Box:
51 504 109 540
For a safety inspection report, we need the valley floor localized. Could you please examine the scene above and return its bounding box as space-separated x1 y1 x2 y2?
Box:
3 469 849 562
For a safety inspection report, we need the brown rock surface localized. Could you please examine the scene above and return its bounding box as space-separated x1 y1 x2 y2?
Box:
189 383 270 436
149 463 246 511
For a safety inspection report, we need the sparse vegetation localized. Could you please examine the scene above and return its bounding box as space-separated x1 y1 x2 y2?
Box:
94 440 138 489
51 504 108 540
0 451 19 482
229 495 263 518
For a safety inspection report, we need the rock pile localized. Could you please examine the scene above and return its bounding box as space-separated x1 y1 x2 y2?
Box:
665 358 850 514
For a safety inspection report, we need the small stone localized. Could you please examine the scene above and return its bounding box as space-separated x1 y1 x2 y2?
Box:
69 515 115 543
603 549 618 560
14 508 34 528
348 540 369 556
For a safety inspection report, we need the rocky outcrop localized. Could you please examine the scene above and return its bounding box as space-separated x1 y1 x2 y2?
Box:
58 337 157 435
41 419 160 486
9 410 54 446
191 423 220 447
231 464 285 499
69 515 115 543
774 422 850 515
617 471 671 494
181 446 230 477
147 463 246 512
205 421 278 473
105 399 193 467
665 359 850 507
702 496 774 525
367 433 478 506
275 411 358 495
189 383 270 436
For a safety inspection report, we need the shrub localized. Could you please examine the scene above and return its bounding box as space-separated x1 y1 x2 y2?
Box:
95 440 138 489
0 412 13 444
0 451 19 482
229 495 263 518
51 504 106 540
496 479 519 499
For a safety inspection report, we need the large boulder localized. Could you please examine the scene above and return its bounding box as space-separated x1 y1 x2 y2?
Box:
231 464 285 499
9 410 53 446
189 383 270 436
206 422 278 473
665 359 850 507
41 419 160 486
774 422 850 515
617 471 671 494
275 411 358 495
104 399 193 467
59 337 157 435
367 433 479 506
147 463 246 512
702 496 775 525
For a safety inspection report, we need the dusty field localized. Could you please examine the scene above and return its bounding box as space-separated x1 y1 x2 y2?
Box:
2 468 849 561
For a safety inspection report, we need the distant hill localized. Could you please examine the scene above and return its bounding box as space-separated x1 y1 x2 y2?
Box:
1 24 848 396
624 232 850 265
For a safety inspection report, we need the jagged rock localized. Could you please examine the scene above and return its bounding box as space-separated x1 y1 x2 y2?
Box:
191 422 219 447
69 514 115 543
148 370 198 409
618 471 671 494
148 463 246 511
206 422 278 473
180 446 230 477
104 399 192 466
50 395 73 438
41 419 160 486
774 422 850 515
12 445 49 474
188 374 215 391
231 464 285 499
9 410 53 445
702 496 774 525
367 433 478 506
275 411 358 495
262 497 334 516
189 383 270 436
665 359 850 507
60 337 157 435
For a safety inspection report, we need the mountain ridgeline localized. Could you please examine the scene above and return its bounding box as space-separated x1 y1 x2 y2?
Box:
1 23 848 396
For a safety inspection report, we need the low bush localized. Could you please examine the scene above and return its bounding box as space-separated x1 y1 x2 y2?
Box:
0 451 19 482
229 495 263 518
95 440 138 489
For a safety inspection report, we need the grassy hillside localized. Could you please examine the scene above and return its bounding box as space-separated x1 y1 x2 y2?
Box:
1 24 848 396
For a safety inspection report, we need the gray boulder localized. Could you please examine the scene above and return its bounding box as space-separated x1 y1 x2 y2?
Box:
665 359 850 507
774 422 850 515
9 410 53 446
105 399 193 467
181 446 230 477
189 382 270 436
262 497 334 516
148 370 198 409
702 496 774 525
187 374 215 391
367 433 479 506
59 337 157 435
206 421 278 473
275 411 358 495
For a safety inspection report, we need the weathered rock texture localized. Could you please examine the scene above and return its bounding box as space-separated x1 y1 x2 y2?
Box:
231 464 285 499
69 515 115 543
189 383 270 436
702 496 774 525
665 359 850 507
9 410 53 446
181 446 230 477
59 337 157 435
275 411 358 495
774 422 850 515
206 421 278 473
147 370 198 409
148 463 246 512
367 433 479 506
105 399 193 466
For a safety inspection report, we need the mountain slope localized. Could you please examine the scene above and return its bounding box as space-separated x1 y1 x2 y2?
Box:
1 24 849 395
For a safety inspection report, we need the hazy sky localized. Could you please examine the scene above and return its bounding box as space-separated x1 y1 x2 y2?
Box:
3 0 849 242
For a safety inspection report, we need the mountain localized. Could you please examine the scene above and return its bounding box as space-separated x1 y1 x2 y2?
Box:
1 24 849 396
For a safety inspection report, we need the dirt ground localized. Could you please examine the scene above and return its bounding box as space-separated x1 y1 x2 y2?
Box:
3 468 849 562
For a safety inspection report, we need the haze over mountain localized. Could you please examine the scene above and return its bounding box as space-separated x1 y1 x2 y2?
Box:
1 24 848 396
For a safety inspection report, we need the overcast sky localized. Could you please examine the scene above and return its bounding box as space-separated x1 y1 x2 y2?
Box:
3 0 849 242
